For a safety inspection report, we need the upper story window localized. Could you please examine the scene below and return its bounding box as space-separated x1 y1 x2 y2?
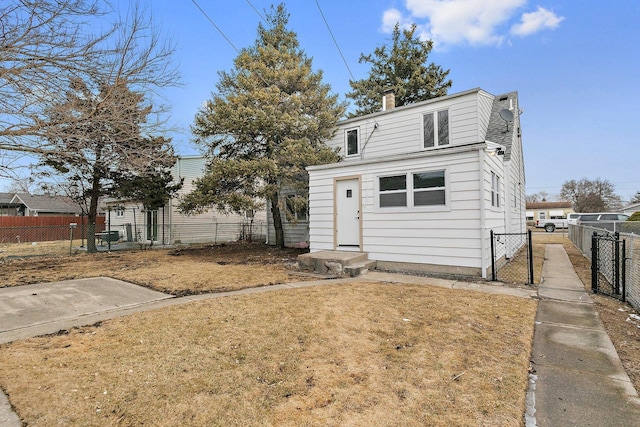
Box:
345 127 359 156
116 207 124 218
423 110 449 149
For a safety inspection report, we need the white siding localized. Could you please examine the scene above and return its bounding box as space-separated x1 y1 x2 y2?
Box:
324 89 490 162
309 148 484 269
477 92 494 140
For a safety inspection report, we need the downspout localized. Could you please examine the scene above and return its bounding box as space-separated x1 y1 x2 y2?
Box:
479 148 488 279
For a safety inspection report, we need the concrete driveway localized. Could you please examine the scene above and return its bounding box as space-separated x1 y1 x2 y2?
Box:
0 277 173 345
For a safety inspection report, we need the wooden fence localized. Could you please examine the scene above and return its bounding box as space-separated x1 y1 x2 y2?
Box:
0 216 105 243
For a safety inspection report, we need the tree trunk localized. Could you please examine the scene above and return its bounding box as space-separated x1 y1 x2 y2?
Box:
85 173 102 253
269 192 285 249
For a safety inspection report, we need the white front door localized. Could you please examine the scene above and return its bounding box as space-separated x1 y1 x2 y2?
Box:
336 178 361 248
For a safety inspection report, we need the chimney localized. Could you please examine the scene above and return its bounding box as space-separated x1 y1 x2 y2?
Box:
382 89 395 111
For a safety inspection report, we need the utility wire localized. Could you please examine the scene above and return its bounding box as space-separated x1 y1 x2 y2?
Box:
245 0 267 23
315 0 355 81
190 0 240 54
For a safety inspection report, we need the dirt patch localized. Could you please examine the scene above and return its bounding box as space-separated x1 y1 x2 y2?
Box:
0 242 311 295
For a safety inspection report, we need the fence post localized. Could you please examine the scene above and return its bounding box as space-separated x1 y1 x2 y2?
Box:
591 232 598 293
621 239 626 303
614 232 620 296
527 229 534 285
490 230 496 281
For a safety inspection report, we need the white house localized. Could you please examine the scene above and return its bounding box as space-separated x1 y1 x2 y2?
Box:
106 156 266 245
302 88 526 278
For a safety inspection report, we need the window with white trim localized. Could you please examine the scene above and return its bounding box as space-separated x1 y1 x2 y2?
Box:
379 170 447 208
491 172 500 208
379 175 407 207
116 207 124 218
423 110 449 148
345 127 359 156
413 171 445 206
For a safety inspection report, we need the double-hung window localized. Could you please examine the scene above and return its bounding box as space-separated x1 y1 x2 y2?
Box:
116 207 124 218
379 175 407 207
345 127 359 156
423 110 449 148
491 172 500 208
413 171 446 206
379 170 447 208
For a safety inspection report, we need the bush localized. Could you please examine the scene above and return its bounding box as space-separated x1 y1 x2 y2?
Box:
627 211 640 221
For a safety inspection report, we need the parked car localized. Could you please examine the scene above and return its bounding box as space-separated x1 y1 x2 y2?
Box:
567 213 582 225
576 213 630 232
535 218 568 232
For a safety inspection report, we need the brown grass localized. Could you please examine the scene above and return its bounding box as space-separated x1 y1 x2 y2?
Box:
0 282 536 426
0 242 308 295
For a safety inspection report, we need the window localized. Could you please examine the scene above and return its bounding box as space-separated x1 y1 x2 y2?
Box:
413 171 445 206
379 175 407 207
345 128 359 156
286 195 308 221
491 172 500 208
423 110 449 148
116 207 124 218
379 170 447 208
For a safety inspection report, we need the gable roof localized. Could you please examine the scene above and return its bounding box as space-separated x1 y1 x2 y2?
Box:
10 193 80 214
486 91 519 160
0 192 14 204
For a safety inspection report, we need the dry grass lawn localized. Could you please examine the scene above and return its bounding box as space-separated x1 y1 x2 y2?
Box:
0 242 308 295
0 282 537 426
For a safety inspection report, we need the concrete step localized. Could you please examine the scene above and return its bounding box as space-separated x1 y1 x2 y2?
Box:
298 251 375 276
344 260 377 277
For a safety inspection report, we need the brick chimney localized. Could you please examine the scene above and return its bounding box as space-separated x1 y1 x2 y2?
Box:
382 89 395 111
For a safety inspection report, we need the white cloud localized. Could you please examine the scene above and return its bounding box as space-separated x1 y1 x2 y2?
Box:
381 0 564 48
511 6 564 36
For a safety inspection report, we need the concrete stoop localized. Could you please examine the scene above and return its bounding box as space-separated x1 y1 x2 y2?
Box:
298 251 376 277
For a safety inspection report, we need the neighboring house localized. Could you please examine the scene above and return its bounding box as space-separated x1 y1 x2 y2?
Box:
622 202 640 216
3 193 81 216
299 88 526 278
106 156 266 244
526 201 574 222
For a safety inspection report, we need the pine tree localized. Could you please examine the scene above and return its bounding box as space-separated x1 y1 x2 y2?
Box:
182 4 345 248
347 23 452 117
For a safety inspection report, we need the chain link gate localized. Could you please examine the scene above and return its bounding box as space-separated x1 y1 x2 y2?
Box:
591 231 626 301
490 230 534 285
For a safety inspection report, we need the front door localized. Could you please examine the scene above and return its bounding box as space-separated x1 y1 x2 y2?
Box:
336 178 361 248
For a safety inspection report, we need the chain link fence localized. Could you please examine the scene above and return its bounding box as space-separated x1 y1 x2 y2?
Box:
490 230 533 284
570 224 640 310
1 221 267 259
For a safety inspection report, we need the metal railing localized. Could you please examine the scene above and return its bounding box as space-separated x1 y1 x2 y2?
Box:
570 224 640 310
490 229 534 284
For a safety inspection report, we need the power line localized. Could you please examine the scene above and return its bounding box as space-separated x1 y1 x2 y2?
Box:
190 0 240 54
314 0 354 81
245 0 266 23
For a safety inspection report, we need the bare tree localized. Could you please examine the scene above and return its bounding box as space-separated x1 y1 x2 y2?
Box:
0 0 179 176
560 178 623 212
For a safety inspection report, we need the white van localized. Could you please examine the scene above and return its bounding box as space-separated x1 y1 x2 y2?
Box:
567 213 581 225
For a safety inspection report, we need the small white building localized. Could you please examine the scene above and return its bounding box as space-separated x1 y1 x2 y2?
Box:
106 156 266 245
303 88 526 278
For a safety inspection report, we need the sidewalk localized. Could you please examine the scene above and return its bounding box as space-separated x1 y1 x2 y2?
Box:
526 244 640 426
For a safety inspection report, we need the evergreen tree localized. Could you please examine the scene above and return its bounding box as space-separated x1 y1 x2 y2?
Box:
181 4 345 248
347 23 452 117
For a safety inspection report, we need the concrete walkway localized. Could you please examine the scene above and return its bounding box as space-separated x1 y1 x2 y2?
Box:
526 244 640 426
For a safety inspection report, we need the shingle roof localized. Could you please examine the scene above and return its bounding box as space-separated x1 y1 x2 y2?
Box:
486 91 519 161
0 192 14 204
11 193 81 214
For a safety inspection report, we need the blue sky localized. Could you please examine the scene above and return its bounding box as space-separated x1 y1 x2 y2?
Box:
5 1 639 201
